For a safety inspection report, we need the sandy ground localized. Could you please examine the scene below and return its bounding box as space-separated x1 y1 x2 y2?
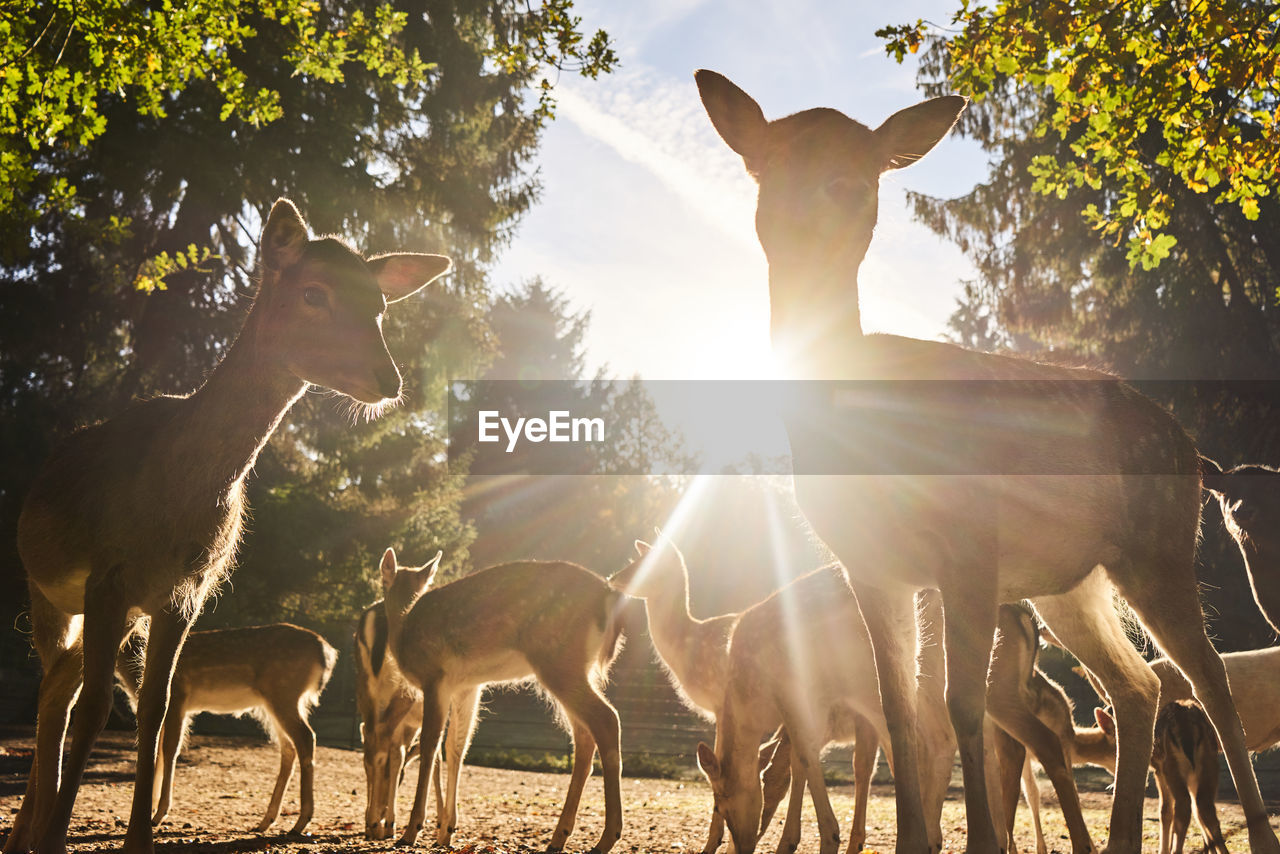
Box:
0 727 1264 853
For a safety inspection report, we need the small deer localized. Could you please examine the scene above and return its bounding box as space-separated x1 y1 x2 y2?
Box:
353 600 427 841
609 537 846 854
115 623 337 834
4 198 448 854
695 565 958 854
380 548 632 852
988 604 1095 854
1076 703 1226 854
1201 456 1280 633
695 68 1276 854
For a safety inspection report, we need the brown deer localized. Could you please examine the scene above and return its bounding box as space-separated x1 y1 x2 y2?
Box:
695 566 959 854
1077 703 1227 854
380 548 632 852
610 537 851 854
115 623 337 834
354 599 427 841
3 198 449 854
1201 456 1280 633
987 604 1095 854
694 69 1276 854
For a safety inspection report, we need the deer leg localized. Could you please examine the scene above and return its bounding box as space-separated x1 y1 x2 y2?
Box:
779 696 841 854
937 577 1002 854
1116 569 1279 854
987 703 1094 854
398 684 447 848
1034 570 1159 854
437 687 480 846
776 749 806 854
1021 756 1047 854
847 716 879 854
545 716 597 852
539 666 622 854
4 587 79 854
38 582 131 854
271 705 317 835
1170 778 1192 854
761 727 793 841
254 721 296 833
122 606 193 854
990 727 1025 854
1190 758 1227 854
849 581 929 854
151 707 188 826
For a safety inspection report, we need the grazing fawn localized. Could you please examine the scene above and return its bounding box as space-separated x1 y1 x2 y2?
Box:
1078 703 1226 854
988 605 1094 854
695 69 1275 854
609 537 835 854
1201 456 1280 632
695 565 957 854
115 623 337 834
3 197 448 854
380 548 632 852
354 600 428 840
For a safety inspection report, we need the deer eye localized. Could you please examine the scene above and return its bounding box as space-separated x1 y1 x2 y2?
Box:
303 286 329 308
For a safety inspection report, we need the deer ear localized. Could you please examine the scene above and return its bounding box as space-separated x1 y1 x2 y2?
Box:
369 253 452 303
1095 706 1116 736
874 95 967 170
1200 455 1231 495
696 69 768 169
422 550 444 588
696 742 720 780
379 547 398 593
261 198 310 271
634 540 652 556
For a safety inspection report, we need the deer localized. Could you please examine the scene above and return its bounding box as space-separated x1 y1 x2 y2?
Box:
1074 702 1227 854
379 547 633 852
987 604 1095 854
609 536 859 854
2 197 449 854
695 565 964 854
694 69 1277 854
1201 456 1280 633
114 622 337 835
353 599 429 841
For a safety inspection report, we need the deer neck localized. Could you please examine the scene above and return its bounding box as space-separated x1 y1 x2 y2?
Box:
183 309 308 492
644 576 700 675
766 256 867 380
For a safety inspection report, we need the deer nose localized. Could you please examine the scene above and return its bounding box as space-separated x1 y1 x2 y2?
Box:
375 365 402 399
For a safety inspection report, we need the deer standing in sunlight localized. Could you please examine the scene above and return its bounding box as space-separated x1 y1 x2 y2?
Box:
609 537 843 854
379 548 633 853
115 623 337 834
1201 456 1280 633
694 69 1277 854
354 599 428 841
3 198 449 854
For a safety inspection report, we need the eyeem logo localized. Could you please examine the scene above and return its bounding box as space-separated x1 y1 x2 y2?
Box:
478 410 605 453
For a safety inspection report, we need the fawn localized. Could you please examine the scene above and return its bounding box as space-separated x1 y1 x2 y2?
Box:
115 623 337 834
353 599 431 841
695 69 1275 854
379 548 633 852
1077 703 1226 854
610 536 841 854
4 198 448 854
1202 456 1280 633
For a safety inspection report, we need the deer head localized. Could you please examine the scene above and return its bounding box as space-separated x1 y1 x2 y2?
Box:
1201 456 1280 551
254 199 450 407
695 70 965 354
607 534 686 599
696 735 778 854
379 547 444 639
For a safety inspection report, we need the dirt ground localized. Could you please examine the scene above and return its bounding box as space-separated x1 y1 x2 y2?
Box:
0 728 1264 853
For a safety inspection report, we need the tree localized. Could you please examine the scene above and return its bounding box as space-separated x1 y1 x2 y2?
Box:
881 1 1280 269
878 3 1280 649
0 0 616 643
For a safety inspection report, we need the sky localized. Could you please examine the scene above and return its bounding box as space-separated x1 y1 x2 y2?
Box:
487 0 989 383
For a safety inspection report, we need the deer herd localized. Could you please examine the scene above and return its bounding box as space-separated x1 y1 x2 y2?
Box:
2 70 1279 854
